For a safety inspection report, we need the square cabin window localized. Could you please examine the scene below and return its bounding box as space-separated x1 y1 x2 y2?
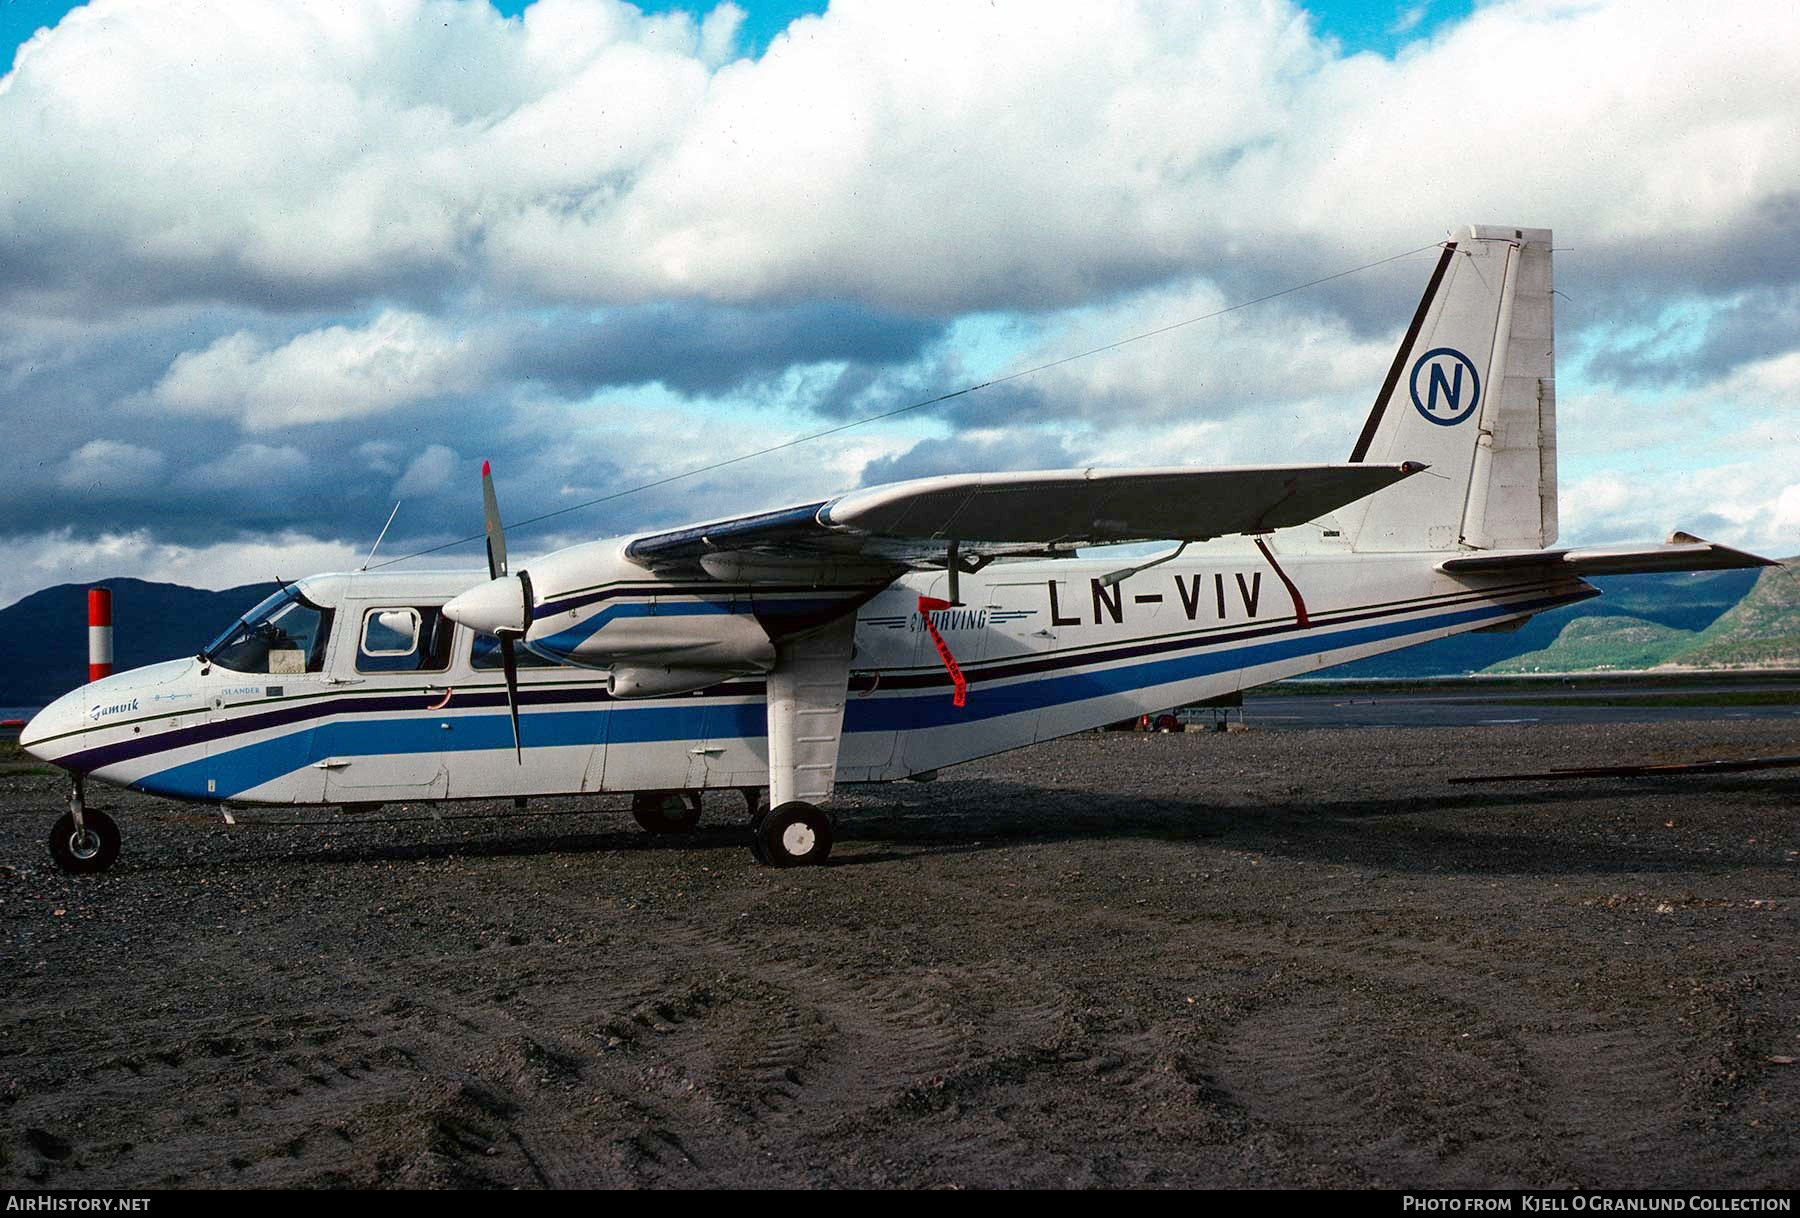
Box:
361 607 419 658
357 606 456 673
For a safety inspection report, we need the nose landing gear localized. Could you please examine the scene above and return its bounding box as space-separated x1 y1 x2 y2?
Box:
48 777 120 874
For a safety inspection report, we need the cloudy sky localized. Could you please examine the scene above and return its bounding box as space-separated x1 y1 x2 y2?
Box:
1 0 1796 610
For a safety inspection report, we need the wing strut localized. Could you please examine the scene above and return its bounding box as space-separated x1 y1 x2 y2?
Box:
765 616 857 809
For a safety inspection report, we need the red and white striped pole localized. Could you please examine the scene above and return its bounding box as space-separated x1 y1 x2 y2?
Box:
88 587 113 683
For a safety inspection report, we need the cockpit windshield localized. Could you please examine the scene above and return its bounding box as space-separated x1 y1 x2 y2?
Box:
202 586 334 674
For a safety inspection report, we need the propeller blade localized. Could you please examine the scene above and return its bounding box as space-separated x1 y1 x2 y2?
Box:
477 460 525 763
481 459 508 580
500 636 523 764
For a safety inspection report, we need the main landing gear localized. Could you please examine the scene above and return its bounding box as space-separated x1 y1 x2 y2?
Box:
631 789 834 867
630 790 704 834
48 777 120 875
750 800 834 868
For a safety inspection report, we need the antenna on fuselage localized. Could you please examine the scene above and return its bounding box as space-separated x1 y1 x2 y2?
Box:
359 501 403 572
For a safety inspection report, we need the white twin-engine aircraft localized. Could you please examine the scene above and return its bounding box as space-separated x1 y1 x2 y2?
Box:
23 226 1774 872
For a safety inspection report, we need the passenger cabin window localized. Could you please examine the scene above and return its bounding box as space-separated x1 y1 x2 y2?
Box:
356 606 454 673
469 633 561 669
203 587 333 675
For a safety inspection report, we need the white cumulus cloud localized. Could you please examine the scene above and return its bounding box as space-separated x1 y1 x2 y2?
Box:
151 310 486 429
393 443 462 496
3 0 1797 314
56 439 168 492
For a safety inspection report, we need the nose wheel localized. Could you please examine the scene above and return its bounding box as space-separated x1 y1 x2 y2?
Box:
49 780 120 874
752 801 833 868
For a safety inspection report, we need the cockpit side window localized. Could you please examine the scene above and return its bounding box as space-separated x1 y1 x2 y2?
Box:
356 606 454 673
204 588 333 675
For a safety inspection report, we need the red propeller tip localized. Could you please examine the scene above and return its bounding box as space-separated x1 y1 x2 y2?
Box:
481 460 491 478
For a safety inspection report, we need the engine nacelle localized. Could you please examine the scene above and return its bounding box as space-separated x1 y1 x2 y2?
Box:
608 667 743 698
525 591 777 672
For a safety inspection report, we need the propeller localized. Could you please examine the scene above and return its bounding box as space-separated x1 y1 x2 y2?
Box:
481 460 526 764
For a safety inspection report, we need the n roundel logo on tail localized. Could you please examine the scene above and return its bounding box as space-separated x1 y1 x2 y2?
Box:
1409 347 1481 426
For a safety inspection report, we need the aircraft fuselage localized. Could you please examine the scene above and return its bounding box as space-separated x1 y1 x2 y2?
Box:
20 543 1594 806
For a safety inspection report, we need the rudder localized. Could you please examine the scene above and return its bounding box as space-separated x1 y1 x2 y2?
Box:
1339 225 1557 553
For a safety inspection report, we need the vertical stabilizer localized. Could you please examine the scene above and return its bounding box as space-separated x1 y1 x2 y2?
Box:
1340 226 1557 552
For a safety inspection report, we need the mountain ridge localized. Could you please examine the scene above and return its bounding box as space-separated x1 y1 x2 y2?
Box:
1479 562 1799 676
0 578 280 707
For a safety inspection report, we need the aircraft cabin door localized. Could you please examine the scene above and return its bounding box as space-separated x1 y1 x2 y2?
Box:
314 603 452 803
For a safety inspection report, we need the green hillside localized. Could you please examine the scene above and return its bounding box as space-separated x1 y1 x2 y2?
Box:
1481 559 1799 675
1660 562 1800 668
1328 565 1762 678
1486 615 1697 674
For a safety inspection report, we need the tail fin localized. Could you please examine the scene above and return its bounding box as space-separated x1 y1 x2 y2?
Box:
1339 225 1557 553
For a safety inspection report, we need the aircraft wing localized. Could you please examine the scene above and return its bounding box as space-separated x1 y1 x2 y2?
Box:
1437 537 1777 577
623 462 1425 570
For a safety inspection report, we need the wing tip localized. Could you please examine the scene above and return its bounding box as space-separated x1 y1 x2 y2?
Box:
1667 530 1780 567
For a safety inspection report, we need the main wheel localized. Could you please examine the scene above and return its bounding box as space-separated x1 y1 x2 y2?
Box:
754 801 833 868
630 791 703 833
48 808 120 875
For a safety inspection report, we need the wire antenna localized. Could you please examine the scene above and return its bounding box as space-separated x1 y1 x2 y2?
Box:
371 242 1441 570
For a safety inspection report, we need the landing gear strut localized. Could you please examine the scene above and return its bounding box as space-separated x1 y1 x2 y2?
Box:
752 801 833 868
48 776 120 874
630 790 703 834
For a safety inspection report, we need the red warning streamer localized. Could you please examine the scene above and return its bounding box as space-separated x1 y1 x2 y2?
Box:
916 596 967 708
1253 537 1310 629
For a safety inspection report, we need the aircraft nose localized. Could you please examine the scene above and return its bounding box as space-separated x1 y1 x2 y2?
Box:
444 574 529 637
19 688 82 765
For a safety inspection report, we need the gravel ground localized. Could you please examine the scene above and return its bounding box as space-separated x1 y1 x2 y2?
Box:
1 719 1797 1189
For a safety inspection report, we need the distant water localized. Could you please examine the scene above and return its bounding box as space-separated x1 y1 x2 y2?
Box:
1 707 42 724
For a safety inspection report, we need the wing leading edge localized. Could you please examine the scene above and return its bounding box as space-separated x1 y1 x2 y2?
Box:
623 462 1426 570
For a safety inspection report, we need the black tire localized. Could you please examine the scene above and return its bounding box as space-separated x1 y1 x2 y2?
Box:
745 796 770 863
48 809 120 875
630 791 702 833
754 801 833 868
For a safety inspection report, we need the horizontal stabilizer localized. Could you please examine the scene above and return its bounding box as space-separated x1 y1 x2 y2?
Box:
1438 537 1776 577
